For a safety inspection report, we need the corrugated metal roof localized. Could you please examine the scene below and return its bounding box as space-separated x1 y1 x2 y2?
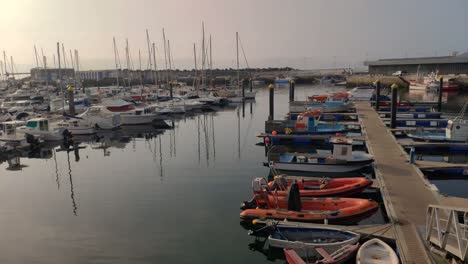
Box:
365 52 468 66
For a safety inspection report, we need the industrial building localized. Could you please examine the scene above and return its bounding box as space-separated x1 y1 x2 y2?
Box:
365 52 468 75
30 67 75 82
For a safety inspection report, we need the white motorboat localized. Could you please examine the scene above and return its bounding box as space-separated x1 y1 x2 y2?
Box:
53 117 95 135
0 120 30 150
356 238 399 264
78 106 121 130
269 137 374 173
102 99 164 125
16 118 66 141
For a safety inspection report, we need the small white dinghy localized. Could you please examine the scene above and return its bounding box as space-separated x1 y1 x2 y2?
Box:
356 238 399 264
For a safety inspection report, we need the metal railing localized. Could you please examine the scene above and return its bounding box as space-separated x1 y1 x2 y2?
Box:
426 204 468 261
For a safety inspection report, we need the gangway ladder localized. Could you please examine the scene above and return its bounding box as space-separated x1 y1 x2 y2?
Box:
425 205 468 261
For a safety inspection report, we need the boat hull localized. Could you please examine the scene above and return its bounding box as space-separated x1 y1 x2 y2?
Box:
268 226 359 258
273 161 372 173
267 177 372 197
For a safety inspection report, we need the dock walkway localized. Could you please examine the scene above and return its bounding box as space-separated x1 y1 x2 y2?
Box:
356 102 440 263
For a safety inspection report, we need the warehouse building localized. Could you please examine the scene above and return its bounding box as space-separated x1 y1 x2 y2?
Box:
365 52 468 75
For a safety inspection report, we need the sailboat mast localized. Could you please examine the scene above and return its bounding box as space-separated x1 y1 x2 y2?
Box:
201 22 205 88
34 45 39 67
167 40 172 83
236 32 240 90
3 51 7 79
113 37 120 87
57 42 63 109
193 43 198 90
69 50 75 70
10 56 14 77
210 34 213 78
162 28 168 87
75 50 82 92
138 49 143 88
152 42 158 87
43 55 48 89
146 29 153 84
62 43 67 68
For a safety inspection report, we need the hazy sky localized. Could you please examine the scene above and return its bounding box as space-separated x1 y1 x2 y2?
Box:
1 0 467 72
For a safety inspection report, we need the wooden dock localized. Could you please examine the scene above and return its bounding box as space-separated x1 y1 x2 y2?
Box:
356 102 442 263
399 141 468 148
256 133 366 141
415 160 468 170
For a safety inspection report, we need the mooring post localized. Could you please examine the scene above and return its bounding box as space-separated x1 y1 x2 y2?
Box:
242 79 245 99
375 80 381 111
169 82 173 99
409 147 416 164
67 85 75 116
438 77 443 112
289 79 295 102
390 83 398 129
268 84 274 121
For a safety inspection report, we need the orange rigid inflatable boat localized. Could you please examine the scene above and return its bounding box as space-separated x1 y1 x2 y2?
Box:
240 181 378 224
266 176 372 197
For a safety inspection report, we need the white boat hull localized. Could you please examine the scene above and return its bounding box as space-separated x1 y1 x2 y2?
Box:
120 114 159 125
357 238 399 264
274 162 371 173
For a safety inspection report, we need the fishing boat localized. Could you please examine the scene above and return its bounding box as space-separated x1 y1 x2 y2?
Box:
284 243 360 264
78 106 121 130
267 224 360 257
356 238 399 264
265 176 372 197
406 101 468 142
290 95 354 114
275 76 293 84
16 118 67 141
240 181 378 224
266 110 360 135
267 138 373 173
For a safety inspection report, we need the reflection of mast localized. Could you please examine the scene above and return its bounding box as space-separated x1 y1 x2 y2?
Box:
211 114 216 162
66 151 78 216
237 107 241 159
203 114 210 167
53 149 60 189
197 115 201 164
242 101 245 118
158 136 163 181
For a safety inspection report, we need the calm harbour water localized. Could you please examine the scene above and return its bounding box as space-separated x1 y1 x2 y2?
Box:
0 85 465 263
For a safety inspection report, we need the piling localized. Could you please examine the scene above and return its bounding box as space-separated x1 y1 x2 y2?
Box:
67 85 76 116
438 77 443 112
242 79 245 98
249 78 253 92
390 83 398 129
169 82 173 99
375 81 381 111
268 84 274 121
289 79 295 102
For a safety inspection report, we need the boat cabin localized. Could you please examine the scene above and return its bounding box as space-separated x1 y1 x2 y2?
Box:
1 121 26 137
295 110 322 131
330 137 353 160
446 118 468 141
24 118 50 132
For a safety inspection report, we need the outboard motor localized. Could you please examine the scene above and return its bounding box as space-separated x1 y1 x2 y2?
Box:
287 180 302 211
